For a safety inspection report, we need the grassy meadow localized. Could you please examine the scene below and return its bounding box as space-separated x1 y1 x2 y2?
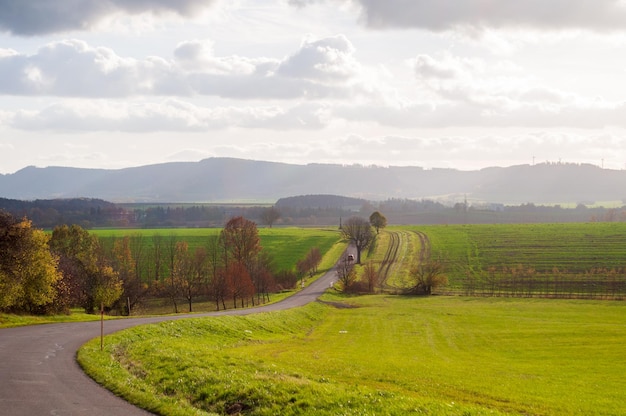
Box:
417 223 626 274
79 295 626 415
93 227 342 274
399 223 626 298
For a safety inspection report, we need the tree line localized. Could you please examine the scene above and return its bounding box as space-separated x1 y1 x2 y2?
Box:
4 196 626 231
0 210 309 316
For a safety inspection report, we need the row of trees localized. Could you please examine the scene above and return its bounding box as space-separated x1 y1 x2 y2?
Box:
2 206 446 316
0 210 306 315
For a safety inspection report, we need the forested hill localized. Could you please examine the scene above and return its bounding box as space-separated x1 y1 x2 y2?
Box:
276 195 367 210
0 158 625 204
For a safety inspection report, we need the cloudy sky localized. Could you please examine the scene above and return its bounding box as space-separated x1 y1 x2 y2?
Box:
1 0 626 174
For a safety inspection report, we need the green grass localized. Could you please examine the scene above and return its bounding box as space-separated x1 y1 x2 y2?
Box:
418 223 626 274
412 223 626 297
0 308 116 328
78 296 626 415
93 227 341 273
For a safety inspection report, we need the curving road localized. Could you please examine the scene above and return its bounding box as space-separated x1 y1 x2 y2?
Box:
0 250 350 416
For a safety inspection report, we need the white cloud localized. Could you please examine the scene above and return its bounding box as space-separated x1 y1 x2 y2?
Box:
9 99 327 132
276 35 359 83
0 36 375 100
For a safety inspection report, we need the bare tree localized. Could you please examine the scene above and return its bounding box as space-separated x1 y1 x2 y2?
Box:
407 259 448 295
336 253 357 292
261 206 281 228
363 261 379 293
340 216 375 264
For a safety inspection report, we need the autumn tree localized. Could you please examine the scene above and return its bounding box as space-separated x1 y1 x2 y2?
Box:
0 211 62 314
369 211 387 234
50 224 97 311
205 234 228 310
228 261 255 308
273 270 297 290
296 247 323 282
50 224 122 314
219 216 262 306
221 216 261 267
340 216 375 264
248 251 275 305
110 234 149 315
407 259 448 295
93 265 123 312
163 233 181 313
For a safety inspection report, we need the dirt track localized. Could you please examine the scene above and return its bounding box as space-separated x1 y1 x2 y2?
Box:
0 248 352 416
378 230 430 289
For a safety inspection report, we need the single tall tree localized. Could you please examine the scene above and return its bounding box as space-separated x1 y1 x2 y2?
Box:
220 216 262 307
340 216 375 264
221 216 261 267
369 211 387 234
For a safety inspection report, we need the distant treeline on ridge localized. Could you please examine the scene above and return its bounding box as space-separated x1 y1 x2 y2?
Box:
1 195 625 229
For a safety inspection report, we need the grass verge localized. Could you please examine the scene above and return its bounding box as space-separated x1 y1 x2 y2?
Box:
78 295 626 415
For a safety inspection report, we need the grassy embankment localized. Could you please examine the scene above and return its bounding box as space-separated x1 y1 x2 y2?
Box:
79 295 626 415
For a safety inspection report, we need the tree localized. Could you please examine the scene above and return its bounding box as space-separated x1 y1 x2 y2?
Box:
340 216 375 264
228 261 255 308
407 259 448 295
336 253 357 292
296 247 322 281
50 224 122 314
0 211 62 314
219 216 263 307
163 233 181 313
248 251 275 304
110 234 148 315
369 211 387 234
173 242 207 313
205 234 228 310
363 261 379 293
221 216 261 267
93 265 123 312
261 206 281 228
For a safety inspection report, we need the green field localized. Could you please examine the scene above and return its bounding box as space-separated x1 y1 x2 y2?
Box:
79 295 626 415
93 227 342 273
401 223 626 298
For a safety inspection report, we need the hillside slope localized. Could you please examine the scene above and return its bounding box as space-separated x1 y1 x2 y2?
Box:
0 158 624 204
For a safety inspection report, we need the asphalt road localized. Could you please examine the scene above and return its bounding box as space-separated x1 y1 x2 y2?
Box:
0 251 348 416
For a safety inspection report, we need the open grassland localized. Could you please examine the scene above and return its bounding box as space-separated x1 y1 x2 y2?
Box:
79 295 626 416
413 223 626 298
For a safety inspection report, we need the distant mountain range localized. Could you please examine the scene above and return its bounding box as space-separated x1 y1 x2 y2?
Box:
1 158 625 205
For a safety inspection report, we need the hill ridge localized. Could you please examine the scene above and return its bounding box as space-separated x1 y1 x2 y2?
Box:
0 158 624 204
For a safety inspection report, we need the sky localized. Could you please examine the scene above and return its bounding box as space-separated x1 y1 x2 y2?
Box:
2 0 626 174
